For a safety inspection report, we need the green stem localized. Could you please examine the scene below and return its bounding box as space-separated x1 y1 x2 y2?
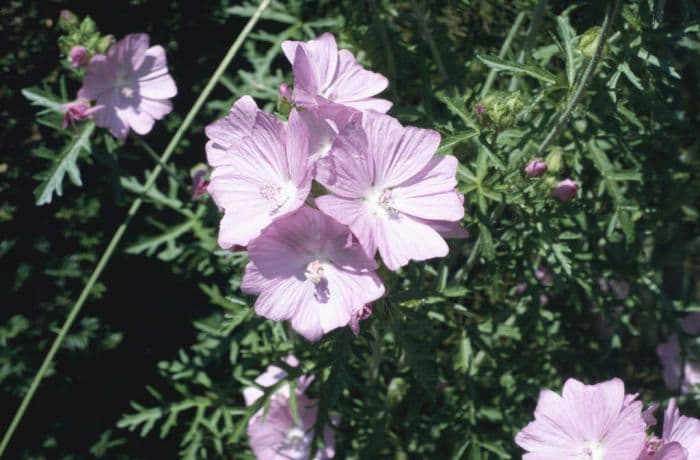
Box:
410 0 448 81
133 136 181 182
0 0 270 455
508 0 547 92
480 12 526 98
536 0 620 155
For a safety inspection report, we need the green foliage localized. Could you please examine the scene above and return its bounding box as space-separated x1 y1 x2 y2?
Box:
4 0 700 459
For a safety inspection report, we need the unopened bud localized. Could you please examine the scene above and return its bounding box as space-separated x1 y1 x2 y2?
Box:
69 46 89 68
524 159 547 178
553 179 578 203
579 27 603 59
190 163 210 200
476 92 523 130
61 100 100 128
535 266 553 286
58 10 77 29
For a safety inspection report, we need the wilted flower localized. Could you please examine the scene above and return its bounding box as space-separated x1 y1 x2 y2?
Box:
241 206 385 341
190 164 209 200
524 159 547 178
69 45 89 68
245 357 335 460
281 33 391 112
315 111 465 270
78 33 177 139
515 378 647 459
348 303 372 336
553 178 578 202
208 109 311 249
61 99 101 128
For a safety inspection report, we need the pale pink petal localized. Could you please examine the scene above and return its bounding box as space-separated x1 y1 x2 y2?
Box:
108 33 149 69
324 49 389 109
375 213 448 271
515 389 578 456
205 96 259 167
92 95 129 139
560 378 625 441
363 112 441 188
315 195 379 259
392 155 464 221
139 97 173 119
315 119 372 198
656 443 689 460
339 97 392 113
602 397 647 460
664 399 700 458
78 54 116 100
122 105 155 135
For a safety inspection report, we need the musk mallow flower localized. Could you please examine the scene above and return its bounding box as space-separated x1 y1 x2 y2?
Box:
315 111 465 271
241 206 385 342
638 399 700 460
207 109 312 249
245 357 335 460
78 33 177 139
515 377 647 459
281 33 391 113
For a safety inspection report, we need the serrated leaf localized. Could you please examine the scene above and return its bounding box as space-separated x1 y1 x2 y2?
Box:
556 15 576 86
476 54 557 85
437 130 479 155
34 121 94 206
22 87 65 114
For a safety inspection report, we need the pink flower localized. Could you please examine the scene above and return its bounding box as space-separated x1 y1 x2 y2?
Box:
553 178 578 202
315 112 465 270
657 335 700 394
61 100 101 128
241 206 385 341
296 103 358 164
534 266 553 285
207 109 312 249
78 33 177 139
245 357 335 459
515 378 647 459
190 164 209 200
281 33 391 113
69 46 89 68
524 159 547 178
640 399 700 460
205 96 259 168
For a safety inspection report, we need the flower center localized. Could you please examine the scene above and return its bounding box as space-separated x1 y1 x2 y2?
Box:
578 442 604 460
365 188 399 217
259 182 296 215
120 86 135 98
277 426 309 458
304 260 325 284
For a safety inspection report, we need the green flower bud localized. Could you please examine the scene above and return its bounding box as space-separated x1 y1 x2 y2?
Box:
387 377 408 407
545 150 563 173
476 91 523 130
579 27 603 59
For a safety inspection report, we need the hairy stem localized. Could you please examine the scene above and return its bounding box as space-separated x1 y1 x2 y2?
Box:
0 0 271 455
480 11 526 98
536 0 621 155
508 0 547 92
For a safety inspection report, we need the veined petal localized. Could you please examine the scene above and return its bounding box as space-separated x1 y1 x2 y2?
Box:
375 212 448 270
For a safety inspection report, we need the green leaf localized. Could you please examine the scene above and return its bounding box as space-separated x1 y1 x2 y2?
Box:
34 121 94 206
437 130 479 155
476 54 557 85
556 15 576 86
22 87 65 114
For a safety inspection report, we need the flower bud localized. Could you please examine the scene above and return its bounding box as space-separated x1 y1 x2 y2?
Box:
69 46 89 68
277 83 293 117
58 10 77 30
387 377 408 407
579 27 604 59
476 91 523 130
61 100 100 128
524 159 547 178
190 163 210 200
553 179 578 202
535 266 553 286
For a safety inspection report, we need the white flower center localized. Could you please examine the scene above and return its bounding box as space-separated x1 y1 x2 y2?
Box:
304 260 325 284
120 86 135 98
365 188 398 217
260 182 296 215
578 442 604 460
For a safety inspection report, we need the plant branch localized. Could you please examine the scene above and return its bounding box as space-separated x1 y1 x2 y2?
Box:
0 0 271 455
536 0 620 155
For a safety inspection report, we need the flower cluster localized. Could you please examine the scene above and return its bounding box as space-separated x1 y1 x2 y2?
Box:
244 356 335 460
515 377 700 459
205 33 466 341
